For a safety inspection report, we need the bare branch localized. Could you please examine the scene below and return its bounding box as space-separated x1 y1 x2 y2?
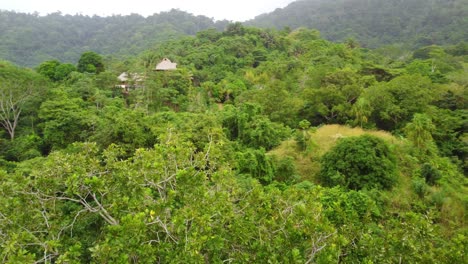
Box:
305 231 336 264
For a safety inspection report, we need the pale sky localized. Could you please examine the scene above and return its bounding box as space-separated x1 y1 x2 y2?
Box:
1 0 296 21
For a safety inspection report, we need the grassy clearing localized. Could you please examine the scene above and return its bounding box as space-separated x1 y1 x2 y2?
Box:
269 124 402 182
269 124 467 233
312 124 399 155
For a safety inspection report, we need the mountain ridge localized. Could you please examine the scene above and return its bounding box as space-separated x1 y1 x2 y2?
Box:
1 0 467 67
0 9 229 67
248 0 468 48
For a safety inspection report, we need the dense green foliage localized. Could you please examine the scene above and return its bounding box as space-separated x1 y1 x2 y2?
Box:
249 0 468 48
0 61 48 140
0 22 466 263
319 135 397 190
77 51 105 74
0 10 228 67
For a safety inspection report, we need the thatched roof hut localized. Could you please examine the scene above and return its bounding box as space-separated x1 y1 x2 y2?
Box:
118 72 130 82
155 58 177 71
118 72 144 82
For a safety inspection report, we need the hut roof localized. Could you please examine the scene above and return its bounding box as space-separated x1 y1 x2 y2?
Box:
155 58 177 71
118 72 129 82
118 72 144 82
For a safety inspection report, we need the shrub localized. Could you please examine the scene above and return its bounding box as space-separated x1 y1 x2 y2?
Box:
272 155 298 184
319 135 397 190
412 176 429 198
420 163 442 185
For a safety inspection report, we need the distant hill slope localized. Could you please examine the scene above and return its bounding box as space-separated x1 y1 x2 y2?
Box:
0 10 228 67
248 0 468 48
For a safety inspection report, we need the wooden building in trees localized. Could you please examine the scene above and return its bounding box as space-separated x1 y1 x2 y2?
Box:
117 72 144 92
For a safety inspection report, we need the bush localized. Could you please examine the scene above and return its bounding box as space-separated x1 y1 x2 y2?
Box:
320 187 379 226
272 155 298 184
319 135 397 190
420 163 442 185
412 176 429 198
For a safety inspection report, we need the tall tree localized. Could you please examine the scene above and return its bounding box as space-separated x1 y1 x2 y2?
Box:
0 81 31 139
404 113 437 157
77 51 105 74
0 62 47 139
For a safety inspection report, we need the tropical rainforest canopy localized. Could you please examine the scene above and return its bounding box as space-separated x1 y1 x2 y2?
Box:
0 0 467 263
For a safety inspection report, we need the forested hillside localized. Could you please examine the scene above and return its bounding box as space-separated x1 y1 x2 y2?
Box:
249 0 468 48
2 0 468 68
0 24 466 262
0 10 228 67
